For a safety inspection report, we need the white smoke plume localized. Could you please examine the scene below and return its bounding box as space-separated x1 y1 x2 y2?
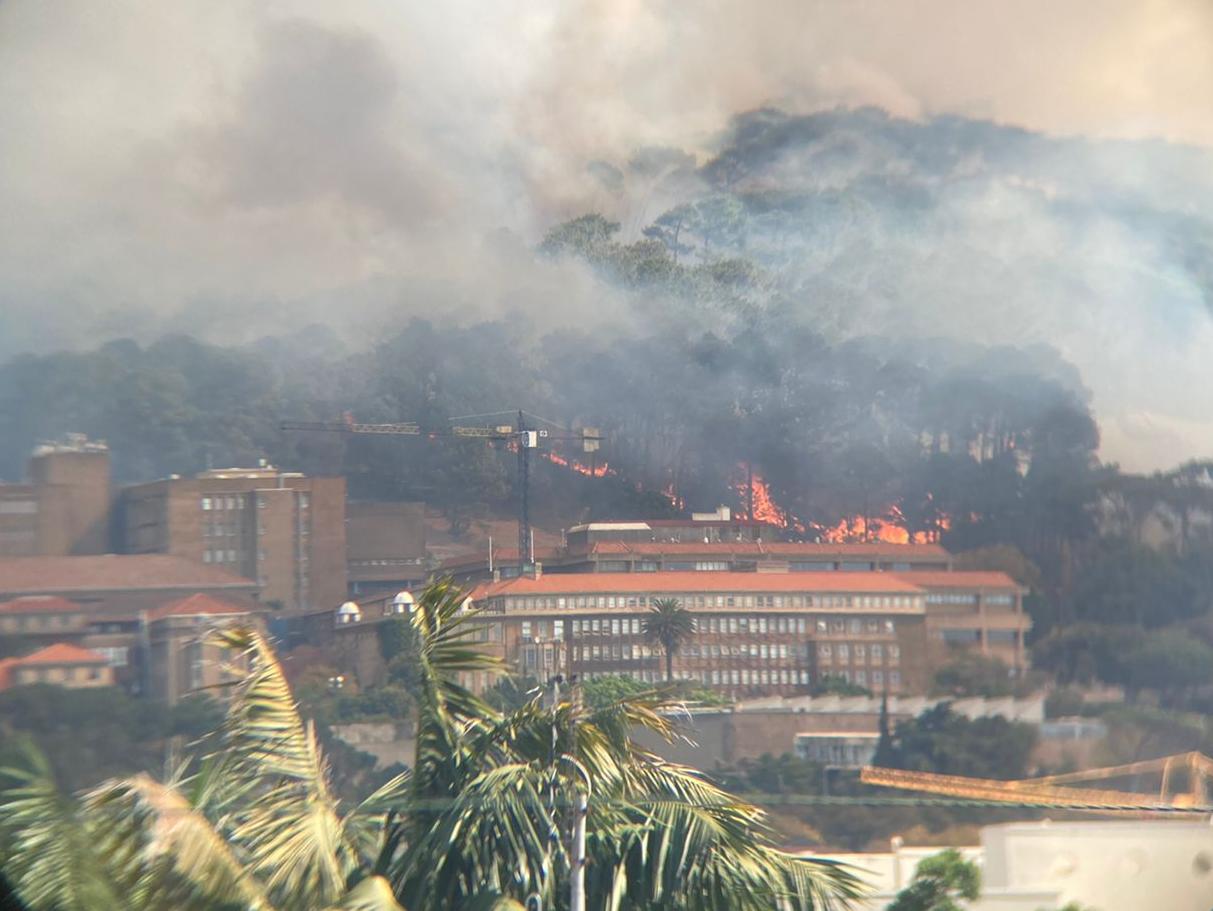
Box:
0 0 1210 470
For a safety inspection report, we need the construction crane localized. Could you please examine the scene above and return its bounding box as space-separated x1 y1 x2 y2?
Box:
281 410 600 570
860 751 1213 815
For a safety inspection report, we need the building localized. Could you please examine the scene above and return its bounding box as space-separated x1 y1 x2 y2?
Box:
305 571 933 698
901 571 1029 672
120 466 346 612
0 554 261 694
0 642 114 691
823 818 1213 911
346 501 427 596
0 435 112 557
635 694 1044 768
144 593 255 704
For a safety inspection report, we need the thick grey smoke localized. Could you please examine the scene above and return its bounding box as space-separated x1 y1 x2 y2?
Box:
0 0 1211 470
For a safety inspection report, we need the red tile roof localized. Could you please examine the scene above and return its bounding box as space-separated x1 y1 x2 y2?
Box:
0 595 79 615
9 642 108 666
469 571 924 600
0 555 257 595
147 592 252 621
893 571 1023 591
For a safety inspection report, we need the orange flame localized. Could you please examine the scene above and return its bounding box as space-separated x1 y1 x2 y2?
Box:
810 506 951 544
542 450 611 478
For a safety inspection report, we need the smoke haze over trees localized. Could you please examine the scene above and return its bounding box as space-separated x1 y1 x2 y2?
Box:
1 2 1212 471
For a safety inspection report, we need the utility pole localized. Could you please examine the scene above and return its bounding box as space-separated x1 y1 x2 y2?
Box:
517 409 532 572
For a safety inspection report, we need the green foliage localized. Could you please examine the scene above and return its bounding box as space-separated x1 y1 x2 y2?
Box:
932 653 1017 698
882 705 1037 781
581 674 649 709
0 580 863 911
812 674 872 697
887 849 980 911
0 686 222 793
643 598 697 682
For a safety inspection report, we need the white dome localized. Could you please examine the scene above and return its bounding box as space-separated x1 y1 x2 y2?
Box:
336 601 362 624
388 591 415 614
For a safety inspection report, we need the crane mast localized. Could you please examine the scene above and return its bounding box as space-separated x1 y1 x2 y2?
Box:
280 411 598 572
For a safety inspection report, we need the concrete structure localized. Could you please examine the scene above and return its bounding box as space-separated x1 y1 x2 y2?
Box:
120 466 346 612
144 593 254 704
346 501 427 596
636 695 1045 768
0 436 112 557
440 539 953 584
898 571 1029 673
828 818 1213 911
301 572 935 698
0 642 114 691
0 555 261 696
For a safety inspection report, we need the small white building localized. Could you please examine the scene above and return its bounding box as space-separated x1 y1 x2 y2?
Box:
816 818 1213 911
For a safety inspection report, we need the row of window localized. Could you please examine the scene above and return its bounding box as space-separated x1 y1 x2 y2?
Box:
817 643 900 663
826 668 899 688
203 549 241 564
573 642 801 663
940 628 1020 644
564 615 898 638
927 593 1015 605
490 592 923 612
0 613 77 631
201 496 246 511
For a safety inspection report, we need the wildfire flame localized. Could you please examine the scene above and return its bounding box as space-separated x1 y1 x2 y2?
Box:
543 450 611 478
732 464 949 543
811 504 951 544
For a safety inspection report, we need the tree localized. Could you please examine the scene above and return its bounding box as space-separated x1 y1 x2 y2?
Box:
643 597 697 682
887 849 980 911
0 581 861 911
932 652 1016 698
883 704 1037 781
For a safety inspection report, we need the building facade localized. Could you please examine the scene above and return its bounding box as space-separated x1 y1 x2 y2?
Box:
346 501 427 597
0 642 114 691
0 436 112 557
120 467 346 612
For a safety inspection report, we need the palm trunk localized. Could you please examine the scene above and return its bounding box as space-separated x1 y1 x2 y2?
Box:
666 650 674 683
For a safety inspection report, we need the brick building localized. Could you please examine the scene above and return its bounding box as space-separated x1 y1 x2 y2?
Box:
346 501 427 597
0 554 261 697
144 594 254 704
0 436 112 557
120 467 346 612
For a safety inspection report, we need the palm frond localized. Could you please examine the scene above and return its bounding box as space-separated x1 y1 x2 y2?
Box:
0 746 126 911
211 626 359 908
86 773 274 911
324 875 405 911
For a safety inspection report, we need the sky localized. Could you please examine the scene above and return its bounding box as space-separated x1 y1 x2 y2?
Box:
0 0 1211 470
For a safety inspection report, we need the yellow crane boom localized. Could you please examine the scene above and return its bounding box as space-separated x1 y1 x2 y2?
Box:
860 751 1213 814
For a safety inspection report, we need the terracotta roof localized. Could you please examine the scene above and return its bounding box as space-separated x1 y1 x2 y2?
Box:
0 555 257 595
893 571 1023 591
0 595 80 615
9 642 108 666
147 592 252 621
439 547 561 571
469 571 924 600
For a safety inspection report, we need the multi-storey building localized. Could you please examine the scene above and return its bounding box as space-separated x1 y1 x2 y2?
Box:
346 501 427 597
305 572 932 698
899 571 1029 671
120 467 346 612
0 436 112 557
144 594 254 704
0 554 261 694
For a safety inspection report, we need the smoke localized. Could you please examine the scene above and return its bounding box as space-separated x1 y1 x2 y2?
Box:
0 0 1211 470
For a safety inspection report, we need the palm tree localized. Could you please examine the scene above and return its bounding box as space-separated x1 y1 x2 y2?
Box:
0 580 861 911
643 597 696 682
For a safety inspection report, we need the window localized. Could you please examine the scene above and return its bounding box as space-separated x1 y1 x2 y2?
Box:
889 671 901 687
854 670 866 686
872 670 884 686
871 644 883 659
818 644 832 661
521 621 532 638
201 497 212 510
837 644 849 661
796 618 806 634
854 644 866 661
888 645 900 663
